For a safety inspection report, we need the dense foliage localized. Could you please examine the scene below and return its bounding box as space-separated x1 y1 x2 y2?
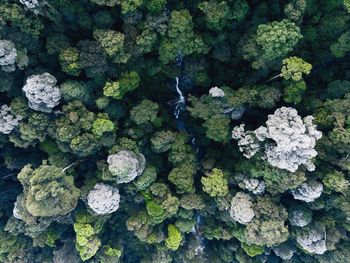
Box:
0 0 350 262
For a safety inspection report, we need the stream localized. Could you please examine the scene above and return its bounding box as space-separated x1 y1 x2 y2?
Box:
171 56 205 256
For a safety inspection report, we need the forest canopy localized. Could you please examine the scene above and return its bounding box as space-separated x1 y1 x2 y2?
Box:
0 0 350 262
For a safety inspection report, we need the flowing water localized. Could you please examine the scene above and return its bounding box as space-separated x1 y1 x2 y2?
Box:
174 77 185 120
191 214 205 255
171 57 205 256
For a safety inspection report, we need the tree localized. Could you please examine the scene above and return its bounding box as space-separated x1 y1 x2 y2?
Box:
52 100 95 149
134 29 158 56
201 168 229 197
52 240 81 263
0 230 35 263
151 130 176 153
168 133 197 166
233 107 322 172
198 1 233 30
45 34 70 55
120 0 143 14
256 20 302 61
283 80 307 104
126 210 159 243
231 0 249 21
18 112 50 144
345 0 350 12
92 116 116 138
17 161 80 217
322 170 349 194
103 81 121 99
180 193 205 210
59 47 81 76
203 115 231 143
93 29 124 57
94 245 122 263
130 99 159 126
70 132 100 157
330 31 350 58
0 40 17 72
60 80 91 103
106 150 146 183
249 162 306 195
0 2 44 36
244 197 289 247
87 183 120 215
284 0 307 23
229 192 255 225
280 56 312 81
103 71 140 100
159 10 207 64
291 181 324 203
243 19 302 68
22 73 61 113
145 0 166 13
93 29 130 63
165 224 182 251
134 166 157 190
288 205 312 227
74 223 101 261
0 104 19 134
326 80 350 99
146 200 167 224
77 40 107 77
295 222 327 254
241 243 264 257
168 162 196 194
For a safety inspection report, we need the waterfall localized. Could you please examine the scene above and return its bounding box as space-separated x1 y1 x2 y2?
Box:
174 77 185 120
171 56 205 256
190 214 205 255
